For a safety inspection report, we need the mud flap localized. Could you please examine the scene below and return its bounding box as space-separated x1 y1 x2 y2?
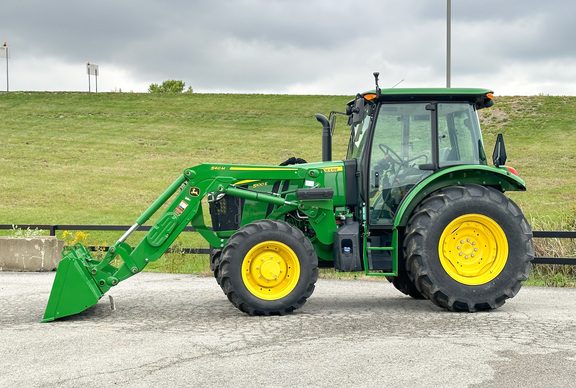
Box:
42 244 103 322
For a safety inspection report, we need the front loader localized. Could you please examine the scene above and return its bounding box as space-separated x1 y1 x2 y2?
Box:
43 76 534 321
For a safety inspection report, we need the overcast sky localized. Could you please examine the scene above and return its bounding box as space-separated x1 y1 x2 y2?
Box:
1 0 575 95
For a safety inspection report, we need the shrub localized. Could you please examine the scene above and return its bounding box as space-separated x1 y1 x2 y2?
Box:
148 80 192 94
9 225 44 238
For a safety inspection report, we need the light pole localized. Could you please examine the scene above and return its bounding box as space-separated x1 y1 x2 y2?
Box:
446 0 451 88
1 42 9 92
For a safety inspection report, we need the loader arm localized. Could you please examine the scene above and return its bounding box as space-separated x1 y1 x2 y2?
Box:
43 163 338 322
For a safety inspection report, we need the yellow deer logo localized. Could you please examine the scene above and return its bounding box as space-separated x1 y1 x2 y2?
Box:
190 187 201 197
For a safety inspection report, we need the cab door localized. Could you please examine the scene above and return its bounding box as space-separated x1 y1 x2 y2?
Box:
367 102 434 226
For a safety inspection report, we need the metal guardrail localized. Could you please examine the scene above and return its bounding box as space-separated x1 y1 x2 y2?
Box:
1 224 575 264
0 224 211 256
532 231 576 265
82 245 211 255
0 224 197 235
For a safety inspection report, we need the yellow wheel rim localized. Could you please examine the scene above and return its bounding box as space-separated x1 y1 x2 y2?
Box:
242 241 301 300
438 214 508 285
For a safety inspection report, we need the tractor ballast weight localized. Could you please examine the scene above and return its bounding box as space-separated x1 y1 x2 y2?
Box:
43 86 534 322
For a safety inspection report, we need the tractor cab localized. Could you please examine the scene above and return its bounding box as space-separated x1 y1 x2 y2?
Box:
346 87 495 227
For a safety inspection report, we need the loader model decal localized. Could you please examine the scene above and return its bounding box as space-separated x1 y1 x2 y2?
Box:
321 166 343 173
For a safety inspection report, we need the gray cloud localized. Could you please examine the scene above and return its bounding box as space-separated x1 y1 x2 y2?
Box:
1 0 575 94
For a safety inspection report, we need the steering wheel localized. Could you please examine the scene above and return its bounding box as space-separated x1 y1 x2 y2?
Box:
378 144 403 165
379 144 429 166
406 154 429 164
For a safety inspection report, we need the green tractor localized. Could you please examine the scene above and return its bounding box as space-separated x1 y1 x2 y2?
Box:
43 76 534 321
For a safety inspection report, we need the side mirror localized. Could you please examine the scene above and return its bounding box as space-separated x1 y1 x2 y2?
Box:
350 96 365 126
492 133 507 167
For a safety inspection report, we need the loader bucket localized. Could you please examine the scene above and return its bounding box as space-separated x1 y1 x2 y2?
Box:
42 244 103 322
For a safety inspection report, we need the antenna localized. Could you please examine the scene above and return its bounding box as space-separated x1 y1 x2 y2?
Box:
391 79 405 88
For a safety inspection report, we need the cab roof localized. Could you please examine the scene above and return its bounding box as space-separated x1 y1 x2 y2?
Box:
354 88 495 109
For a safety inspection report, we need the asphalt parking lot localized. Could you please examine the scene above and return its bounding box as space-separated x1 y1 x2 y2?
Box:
1 272 576 387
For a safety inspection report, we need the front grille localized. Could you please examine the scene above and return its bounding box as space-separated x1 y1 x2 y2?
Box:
209 195 243 231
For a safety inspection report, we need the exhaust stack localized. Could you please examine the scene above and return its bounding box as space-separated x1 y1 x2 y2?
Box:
315 113 331 162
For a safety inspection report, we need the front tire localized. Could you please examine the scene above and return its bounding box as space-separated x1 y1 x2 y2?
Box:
210 249 222 285
405 185 534 312
218 219 318 315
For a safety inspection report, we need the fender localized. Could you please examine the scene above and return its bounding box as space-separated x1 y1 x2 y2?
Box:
393 165 527 229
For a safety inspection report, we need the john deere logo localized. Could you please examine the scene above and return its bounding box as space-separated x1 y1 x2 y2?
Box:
190 187 201 197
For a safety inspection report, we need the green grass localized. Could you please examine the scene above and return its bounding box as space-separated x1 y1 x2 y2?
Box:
1 92 351 224
2 92 576 281
478 95 576 220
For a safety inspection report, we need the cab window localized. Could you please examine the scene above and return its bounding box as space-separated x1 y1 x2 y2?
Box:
438 103 485 167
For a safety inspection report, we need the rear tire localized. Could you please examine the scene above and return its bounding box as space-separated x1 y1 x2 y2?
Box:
218 219 318 315
405 185 533 312
386 258 425 299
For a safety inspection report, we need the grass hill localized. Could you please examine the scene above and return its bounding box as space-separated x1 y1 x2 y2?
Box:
478 95 576 228
1 92 351 224
2 92 575 225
